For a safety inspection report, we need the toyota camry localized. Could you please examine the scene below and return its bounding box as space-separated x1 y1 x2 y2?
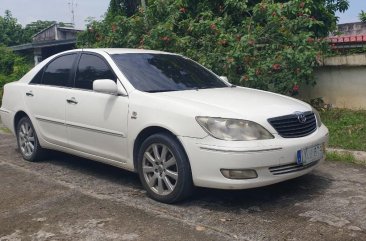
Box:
0 49 329 203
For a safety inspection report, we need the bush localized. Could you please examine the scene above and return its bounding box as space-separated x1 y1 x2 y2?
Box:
77 0 339 96
0 45 31 106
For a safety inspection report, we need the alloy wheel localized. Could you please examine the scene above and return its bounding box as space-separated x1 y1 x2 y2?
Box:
18 121 36 157
142 143 179 195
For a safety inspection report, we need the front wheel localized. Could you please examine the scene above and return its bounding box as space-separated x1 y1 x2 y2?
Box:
16 116 44 162
137 133 193 203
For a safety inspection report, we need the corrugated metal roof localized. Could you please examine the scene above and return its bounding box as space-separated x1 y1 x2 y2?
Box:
11 39 77 51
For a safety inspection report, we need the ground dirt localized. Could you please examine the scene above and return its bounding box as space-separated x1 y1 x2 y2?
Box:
0 133 365 241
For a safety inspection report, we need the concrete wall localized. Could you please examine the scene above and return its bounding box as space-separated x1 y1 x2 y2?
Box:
301 54 366 109
334 22 366 36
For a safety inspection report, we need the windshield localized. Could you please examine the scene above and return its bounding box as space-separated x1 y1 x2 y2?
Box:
111 53 228 93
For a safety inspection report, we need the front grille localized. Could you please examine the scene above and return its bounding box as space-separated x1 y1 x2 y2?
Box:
268 111 317 138
269 161 319 175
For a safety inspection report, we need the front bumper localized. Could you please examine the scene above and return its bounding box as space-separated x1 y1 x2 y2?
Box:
179 124 329 189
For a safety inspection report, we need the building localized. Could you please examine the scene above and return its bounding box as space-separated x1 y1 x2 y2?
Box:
336 22 366 36
11 24 82 65
328 22 366 49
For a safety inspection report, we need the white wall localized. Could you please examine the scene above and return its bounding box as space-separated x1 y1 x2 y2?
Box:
301 54 366 109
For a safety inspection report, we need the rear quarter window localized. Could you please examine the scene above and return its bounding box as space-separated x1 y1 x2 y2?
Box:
30 69 44 84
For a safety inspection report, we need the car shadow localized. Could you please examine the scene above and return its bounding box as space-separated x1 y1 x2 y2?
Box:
38 149 332 210
186 173 331 212
40 149 143 189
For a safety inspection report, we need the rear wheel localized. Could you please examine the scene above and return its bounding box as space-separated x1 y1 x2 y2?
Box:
16 116 44 162
137 133 193 203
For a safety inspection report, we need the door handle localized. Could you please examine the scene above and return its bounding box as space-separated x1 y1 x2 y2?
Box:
26 91 34 97
66 97 78 104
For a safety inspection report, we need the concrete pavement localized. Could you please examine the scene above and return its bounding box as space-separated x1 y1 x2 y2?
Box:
0 133 366 241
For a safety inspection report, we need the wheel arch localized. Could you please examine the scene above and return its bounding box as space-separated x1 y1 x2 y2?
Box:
133 126 190 171
13 110 30 134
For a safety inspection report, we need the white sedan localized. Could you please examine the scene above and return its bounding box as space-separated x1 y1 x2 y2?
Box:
0 49 329 203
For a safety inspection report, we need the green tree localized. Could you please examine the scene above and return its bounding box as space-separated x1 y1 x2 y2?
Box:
0 10 26 46
107 0 124 18
79 0 349 96
0 45 30 83
107 0 141 18
309 0 349 36
360 10 366 22
0 45 31 105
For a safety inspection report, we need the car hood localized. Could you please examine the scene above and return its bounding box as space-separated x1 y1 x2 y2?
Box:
157 86 312 121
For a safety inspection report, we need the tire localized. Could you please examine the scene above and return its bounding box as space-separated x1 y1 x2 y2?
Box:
137 133 193 203
16 116 44 162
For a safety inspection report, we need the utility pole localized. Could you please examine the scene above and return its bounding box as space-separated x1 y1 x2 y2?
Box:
68 0 77 28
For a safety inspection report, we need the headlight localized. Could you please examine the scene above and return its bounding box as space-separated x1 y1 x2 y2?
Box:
312 108 322 127
196 117 274 141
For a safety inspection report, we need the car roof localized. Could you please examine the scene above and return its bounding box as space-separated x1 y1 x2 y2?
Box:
70 48 178 55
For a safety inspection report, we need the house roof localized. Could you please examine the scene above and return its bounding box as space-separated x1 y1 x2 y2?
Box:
31 23 82 38
11 39 77 51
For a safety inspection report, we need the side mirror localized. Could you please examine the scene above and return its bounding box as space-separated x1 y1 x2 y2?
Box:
93 79 118 95
220 76 229 83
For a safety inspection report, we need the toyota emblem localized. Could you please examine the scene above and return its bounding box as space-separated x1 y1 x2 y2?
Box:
295 112 307 123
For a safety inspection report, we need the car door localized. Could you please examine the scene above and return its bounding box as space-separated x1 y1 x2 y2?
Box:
66 53 129 162
25 53 77 146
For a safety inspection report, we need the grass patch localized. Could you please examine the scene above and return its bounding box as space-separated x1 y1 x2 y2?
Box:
0 116 10 134
326 151 357 163
0 127 10 133
326 151 366 166
321 108 366 151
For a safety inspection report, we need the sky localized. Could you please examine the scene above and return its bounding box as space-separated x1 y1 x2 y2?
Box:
337 0 366 23
0 0 110 29
0 0 365 30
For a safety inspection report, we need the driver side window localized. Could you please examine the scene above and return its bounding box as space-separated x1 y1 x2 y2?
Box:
75 54 116 90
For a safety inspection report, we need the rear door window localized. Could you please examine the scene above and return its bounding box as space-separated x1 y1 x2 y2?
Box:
75 54 116 90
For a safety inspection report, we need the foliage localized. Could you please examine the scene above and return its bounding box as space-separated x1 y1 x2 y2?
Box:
0 10 26 46
306 0 349 36
78 0 348 95
107 0 140 18
321 108 366 151
0 45 30 79
360 10 366 23
0 45 32 106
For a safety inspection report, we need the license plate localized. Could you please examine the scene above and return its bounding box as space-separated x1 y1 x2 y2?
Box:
297 144 324 165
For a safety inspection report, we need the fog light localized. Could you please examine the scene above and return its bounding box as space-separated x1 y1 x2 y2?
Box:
220 169 258 179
